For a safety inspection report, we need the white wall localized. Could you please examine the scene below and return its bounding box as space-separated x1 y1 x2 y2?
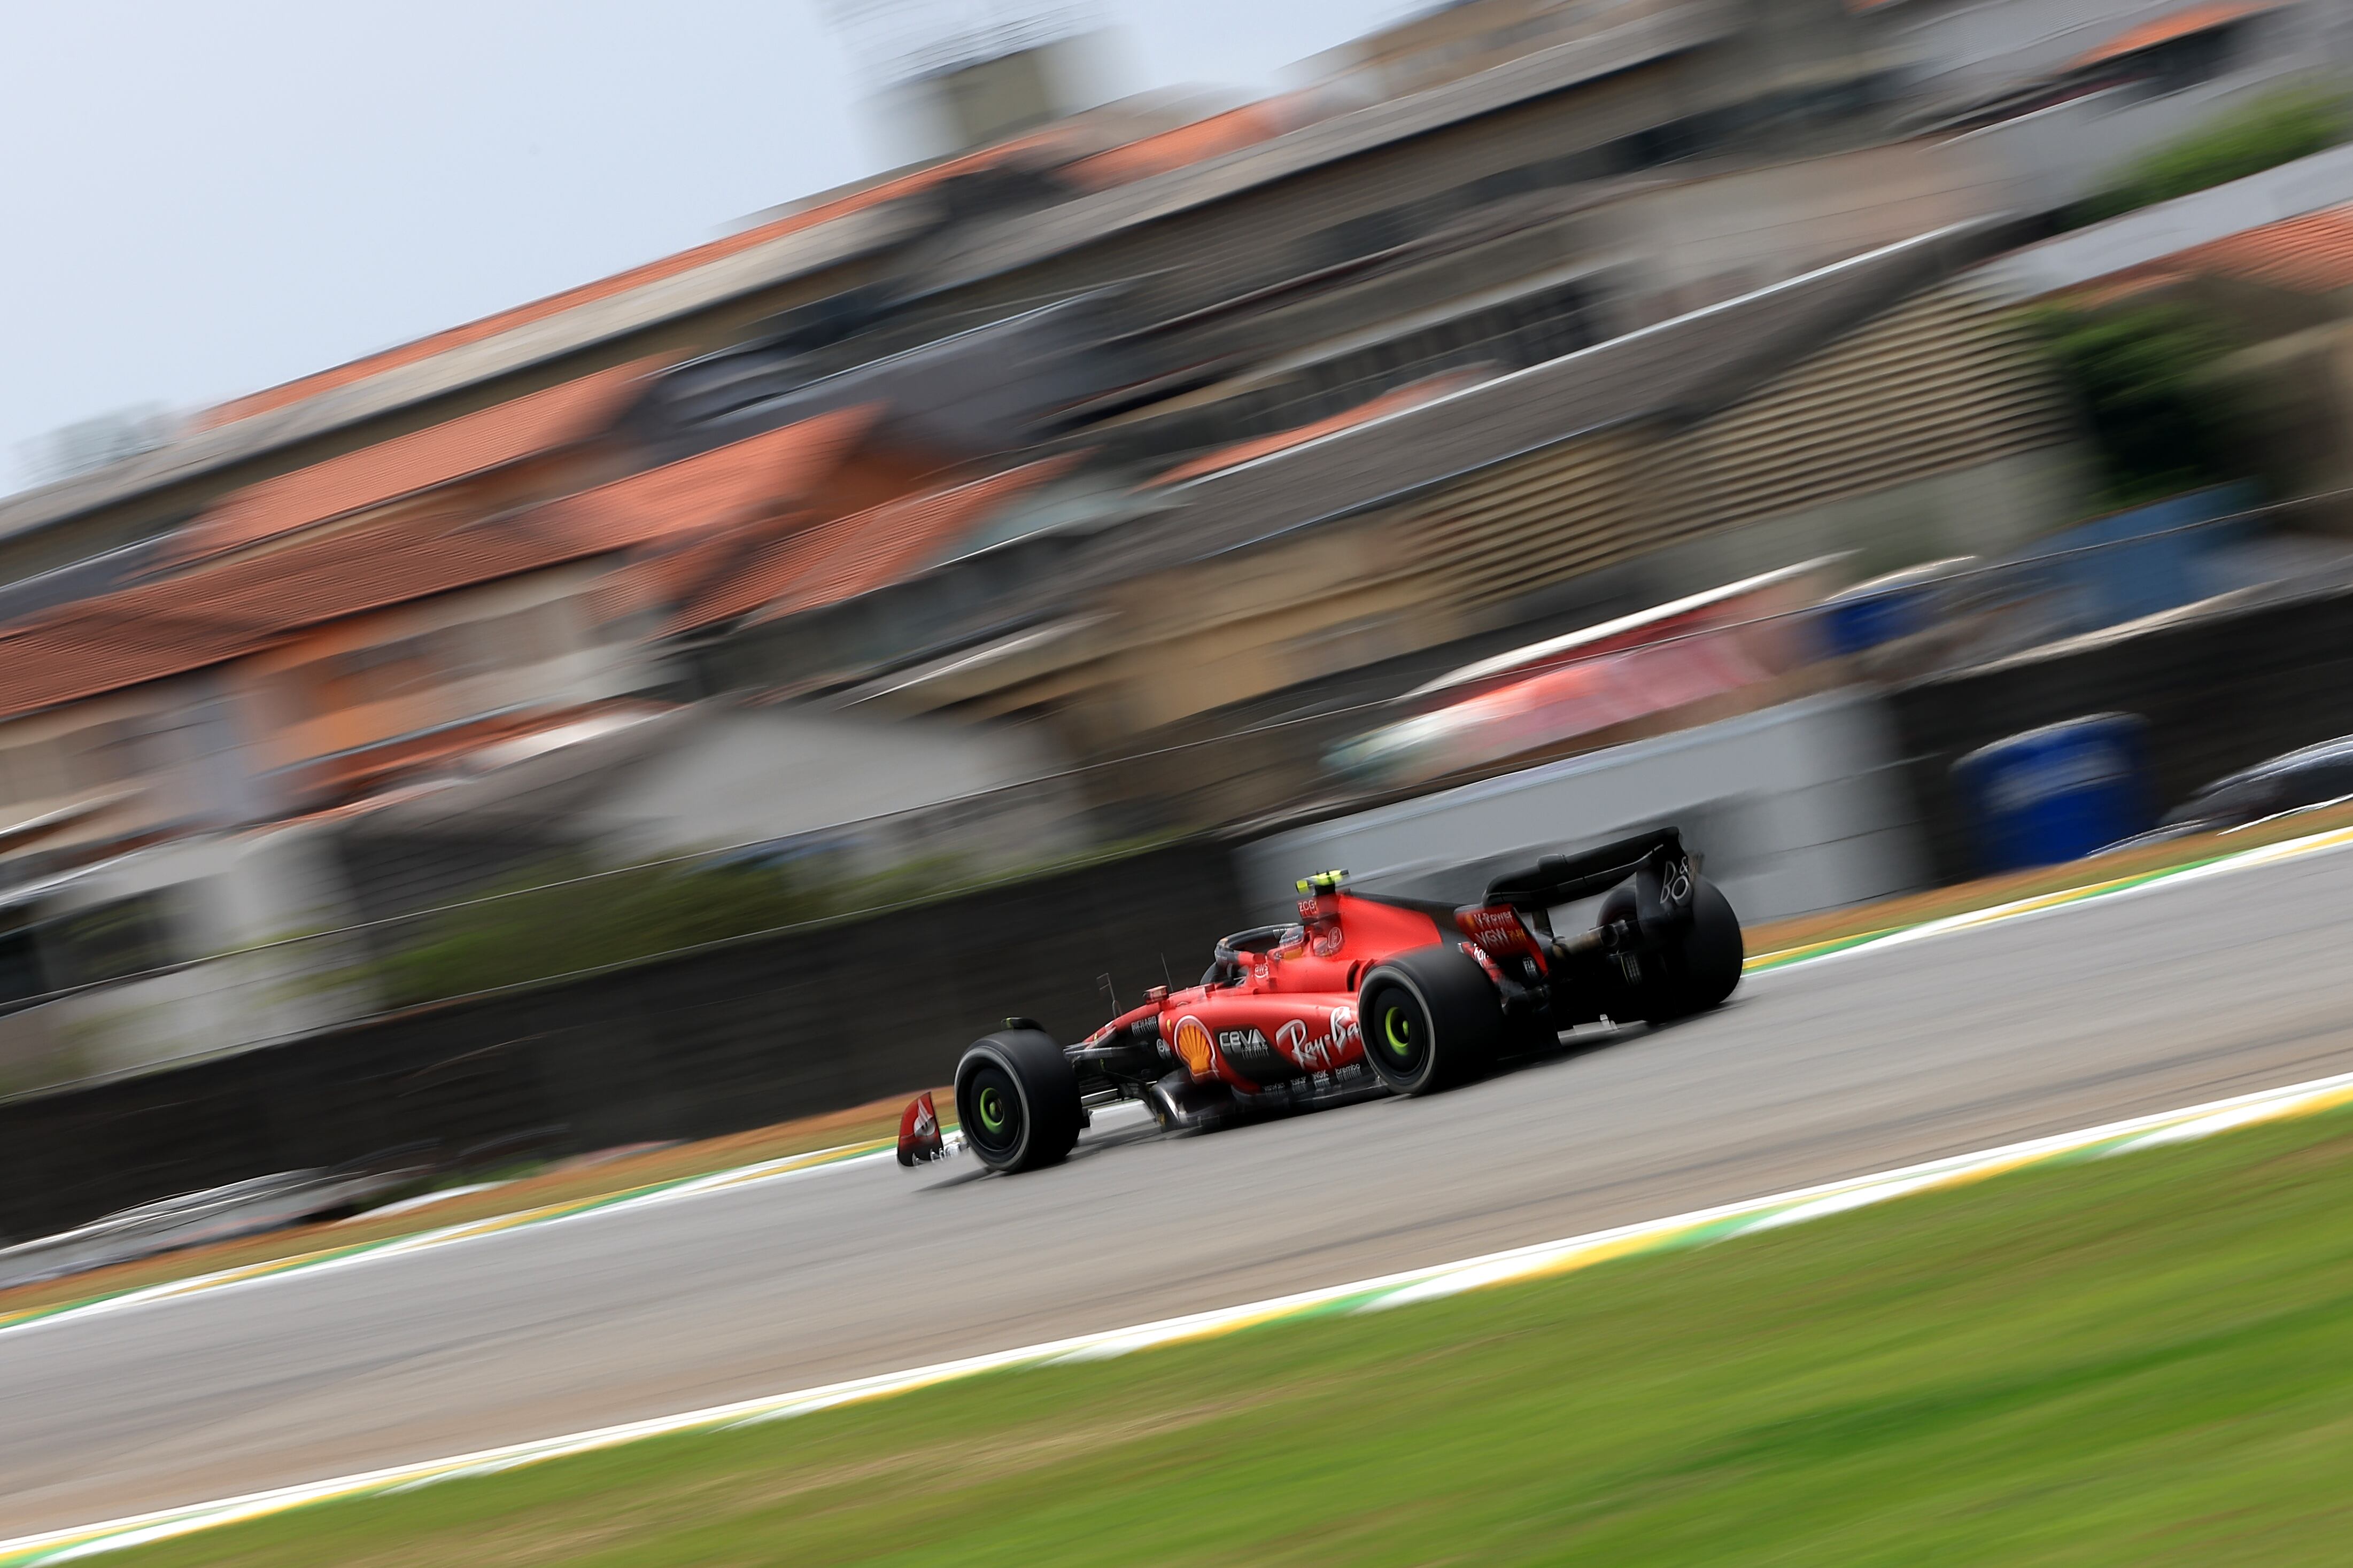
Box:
1237 691 1928 926
0 821 375 1096
575 706 1082 873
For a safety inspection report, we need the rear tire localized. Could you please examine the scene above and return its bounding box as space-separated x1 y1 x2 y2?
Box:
1673 876 1744 1013
1598 875 1744 1023
1357 945 1507 1096
955 1029 1082 1174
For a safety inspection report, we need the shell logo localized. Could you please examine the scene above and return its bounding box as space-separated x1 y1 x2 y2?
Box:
1172 1015 1217 1077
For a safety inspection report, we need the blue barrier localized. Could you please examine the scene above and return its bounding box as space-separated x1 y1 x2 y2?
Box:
1952 713 2154 873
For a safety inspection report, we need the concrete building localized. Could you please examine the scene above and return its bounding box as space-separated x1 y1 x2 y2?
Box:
0 408 886 878
1880 0 2352 213
697 223 2086 830
0 697 1080 1098
14 0 2337 1094
0 0 1919 590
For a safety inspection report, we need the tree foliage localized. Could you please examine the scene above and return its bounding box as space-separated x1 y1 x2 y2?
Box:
2075 87 2350 227
2031 302 2244 507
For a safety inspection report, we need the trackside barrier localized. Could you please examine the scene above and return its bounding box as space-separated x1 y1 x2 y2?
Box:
0 841 1243 1240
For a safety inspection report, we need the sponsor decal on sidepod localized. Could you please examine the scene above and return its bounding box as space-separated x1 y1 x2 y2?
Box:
1172 1016 1218 1077
1276 1006 1359 1071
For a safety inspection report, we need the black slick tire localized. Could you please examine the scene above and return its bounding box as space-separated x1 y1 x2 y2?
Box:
1356 944 1507 1096
1673 875 1744 1013
1599 875 1744 1023
955 1029 1082 1174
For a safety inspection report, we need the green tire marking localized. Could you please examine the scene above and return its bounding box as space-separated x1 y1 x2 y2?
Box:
1384 1010 1411 1054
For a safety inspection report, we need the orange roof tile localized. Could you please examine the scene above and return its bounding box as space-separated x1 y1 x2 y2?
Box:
543 406 877 555
1145 372 1484 488
666 455 1078 635
615 529 762 616
167 359 667 567
2080 203 2353 297
0 410 877 721
2066 2 2279 72
0 531 556 723
580 485 818 632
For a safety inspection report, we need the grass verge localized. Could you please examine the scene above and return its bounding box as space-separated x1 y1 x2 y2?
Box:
98 1100 2353 1565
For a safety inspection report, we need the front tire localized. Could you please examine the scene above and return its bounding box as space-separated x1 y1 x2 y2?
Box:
955 1029 1082 1174
1357 944 1507 1096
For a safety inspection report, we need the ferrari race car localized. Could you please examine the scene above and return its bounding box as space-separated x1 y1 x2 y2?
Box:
899 828 1741 1175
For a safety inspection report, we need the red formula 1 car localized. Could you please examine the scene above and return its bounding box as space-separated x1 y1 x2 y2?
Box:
899 829 1742 1175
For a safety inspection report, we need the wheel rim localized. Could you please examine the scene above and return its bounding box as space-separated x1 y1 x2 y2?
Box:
1370 988 1429 1080
1383 1009 1413 1055
964 1064 1025 1155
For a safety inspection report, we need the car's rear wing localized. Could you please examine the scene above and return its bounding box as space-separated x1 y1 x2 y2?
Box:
1482 828 1695 934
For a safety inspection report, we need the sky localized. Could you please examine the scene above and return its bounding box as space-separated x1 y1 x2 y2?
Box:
0 0 1412 495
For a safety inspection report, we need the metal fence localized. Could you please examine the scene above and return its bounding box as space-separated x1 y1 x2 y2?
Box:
0 837 1248 1240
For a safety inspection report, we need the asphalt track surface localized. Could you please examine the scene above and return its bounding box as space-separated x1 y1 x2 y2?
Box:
6 846 2353 1536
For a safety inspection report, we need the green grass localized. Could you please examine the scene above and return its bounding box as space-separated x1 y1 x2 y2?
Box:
108 1108 2353 1567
